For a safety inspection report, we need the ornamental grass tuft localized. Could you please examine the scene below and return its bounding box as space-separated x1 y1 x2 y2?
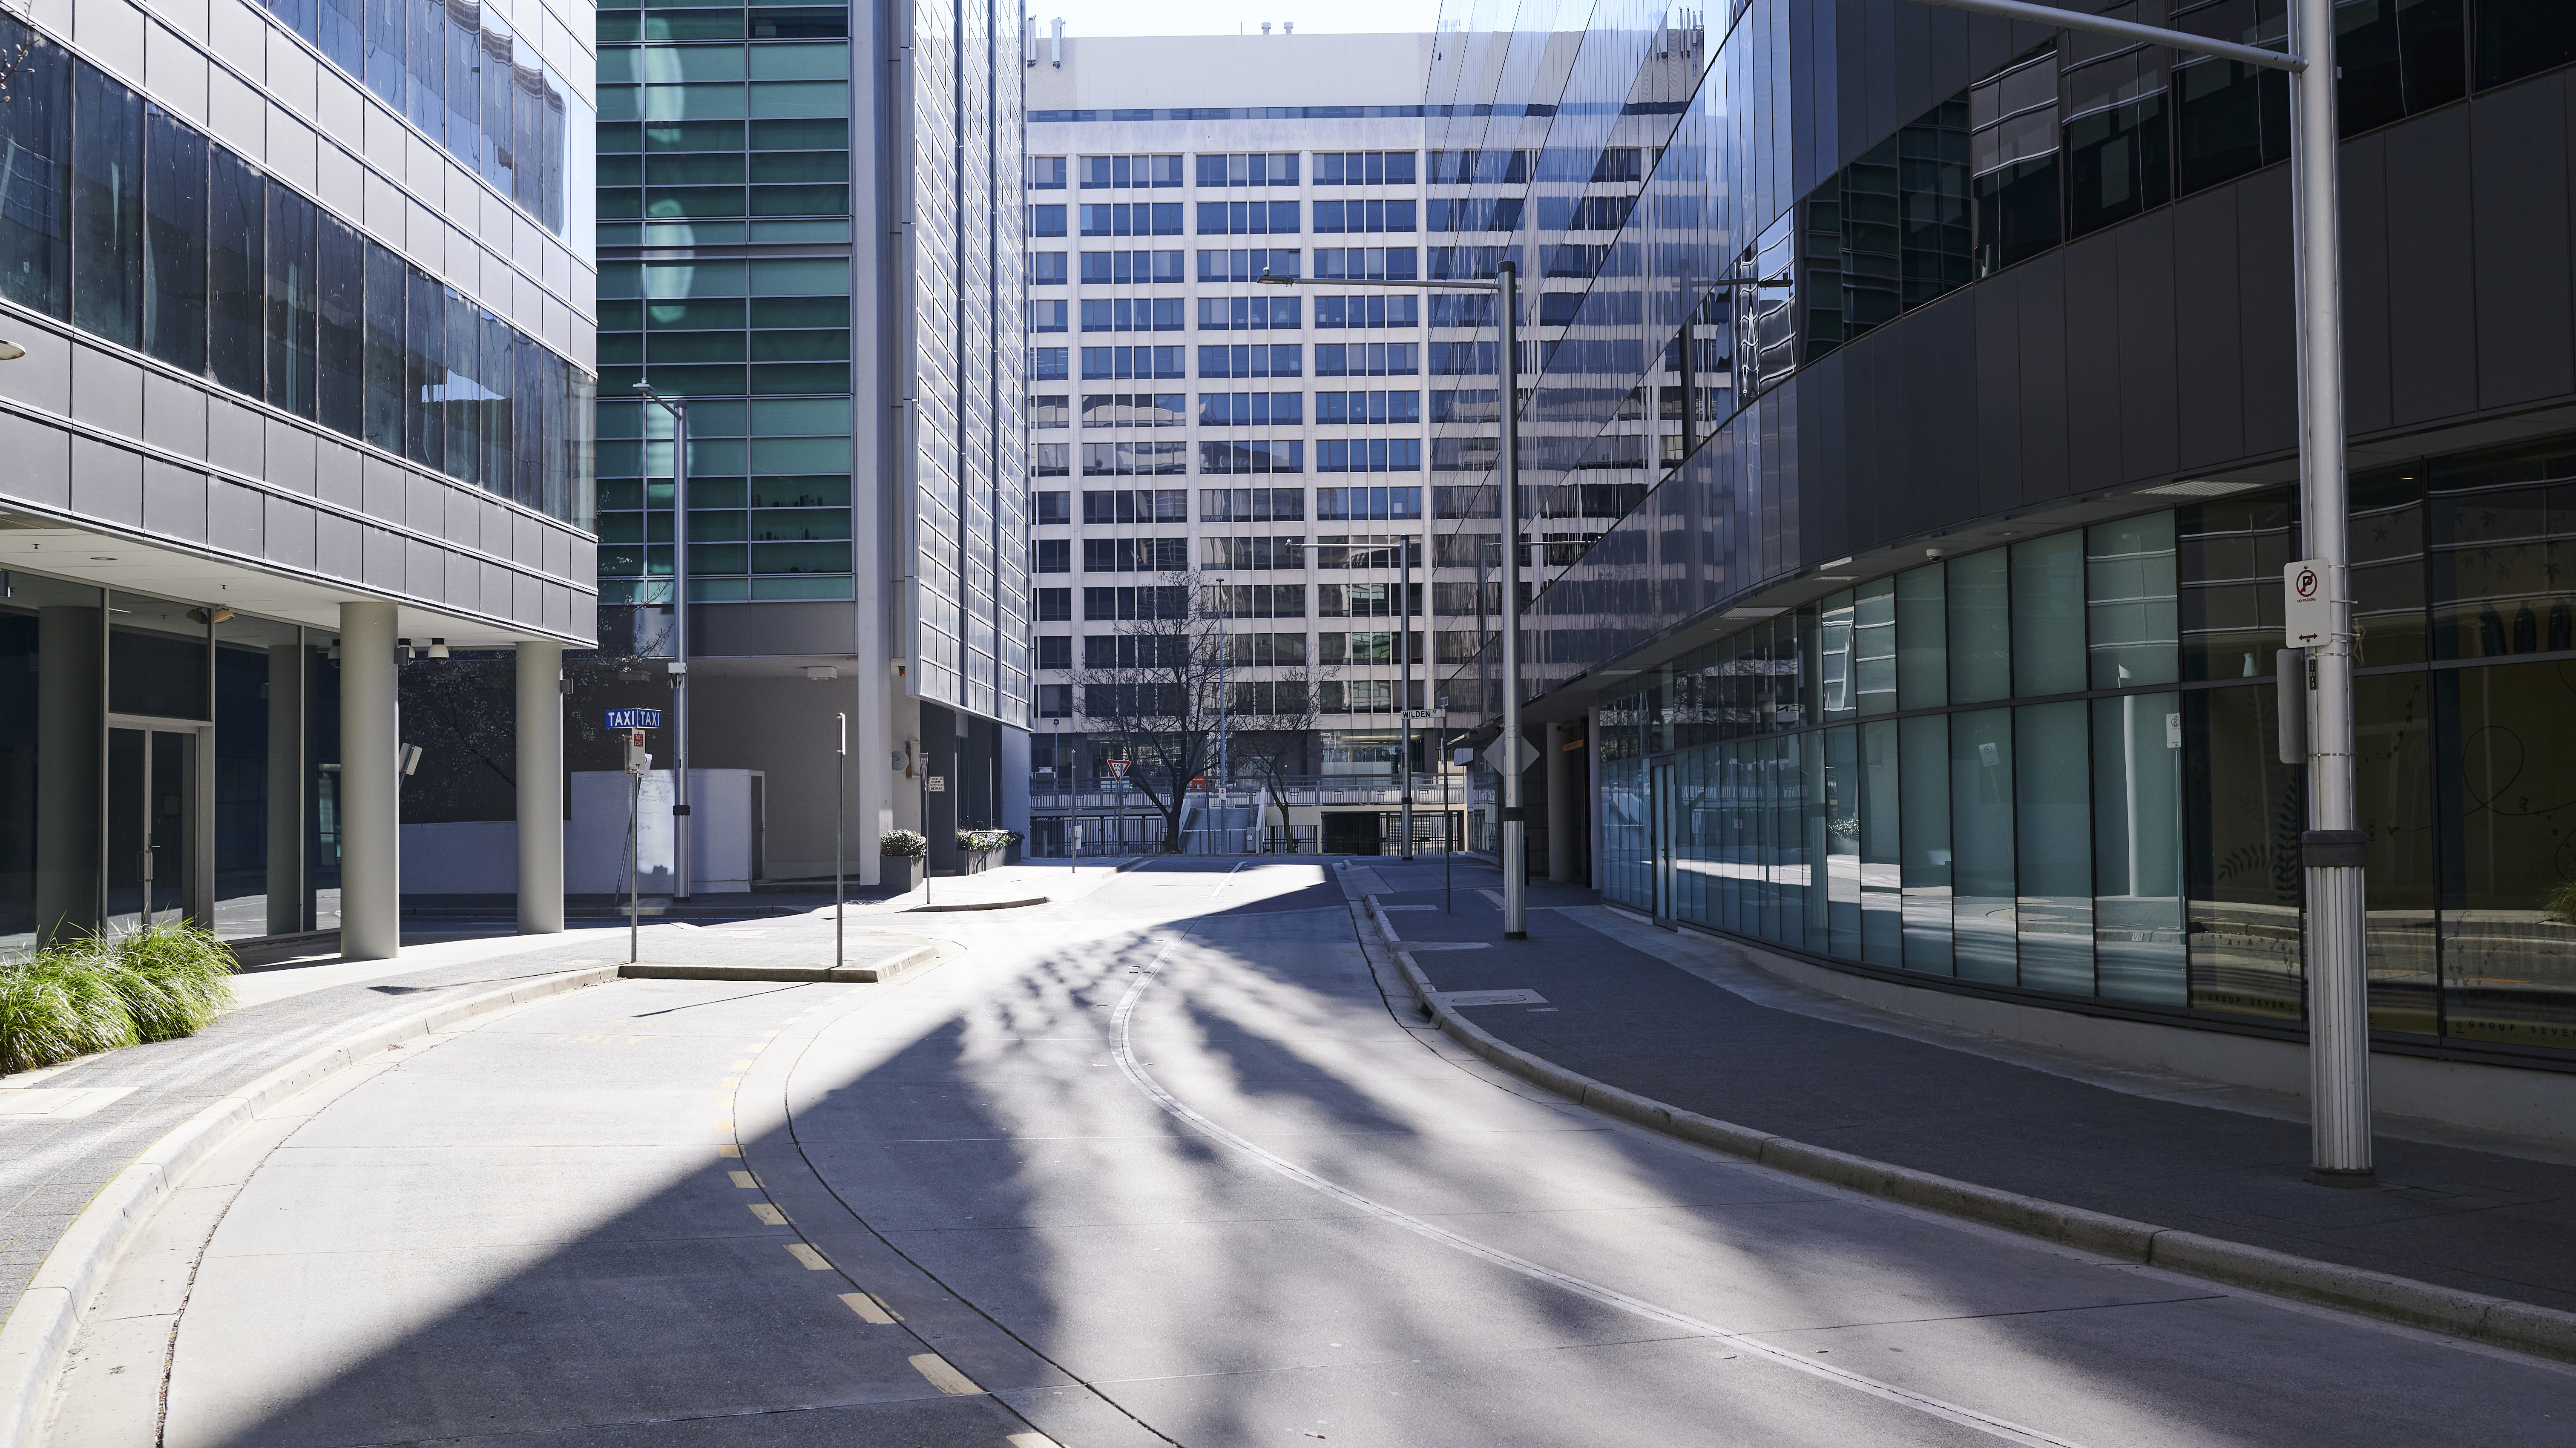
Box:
0 923 236 1074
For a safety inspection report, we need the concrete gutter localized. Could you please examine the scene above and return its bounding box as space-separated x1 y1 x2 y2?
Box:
905 896 1049 913
1355 896 2576 1365
0 965 620 1448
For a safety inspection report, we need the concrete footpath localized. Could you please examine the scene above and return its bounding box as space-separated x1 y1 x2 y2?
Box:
1353 857 2576 1319
0 908 972 1322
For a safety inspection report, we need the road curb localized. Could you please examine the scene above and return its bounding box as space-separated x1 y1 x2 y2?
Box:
1356 897 2576 1364
619 939 955 983
906 895 1049 913
0 962 620 1448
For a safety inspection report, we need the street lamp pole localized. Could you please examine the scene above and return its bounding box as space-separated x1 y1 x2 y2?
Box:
634 383 693 904
1259 264 1525 932
1398 527 1414 862
1852 0 2372 1184
1213 573 1228 852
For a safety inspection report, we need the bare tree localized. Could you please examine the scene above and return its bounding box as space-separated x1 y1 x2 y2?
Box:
1072 573 1331 853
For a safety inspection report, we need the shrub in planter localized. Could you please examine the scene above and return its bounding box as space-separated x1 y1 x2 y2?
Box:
880 830 928 858
109 923 238 1043
955 829 1018 853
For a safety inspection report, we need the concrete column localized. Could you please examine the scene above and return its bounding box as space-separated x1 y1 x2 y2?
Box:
34 603 105 943
1545 720 1575 883
338 601 400 960
515 641 565 934
266 642 306 936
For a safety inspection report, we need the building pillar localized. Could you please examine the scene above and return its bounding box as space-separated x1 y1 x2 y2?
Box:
338 601 400 960
1545 719 1575 883
265 641 306 936
516 641 565 934
34 603 105 943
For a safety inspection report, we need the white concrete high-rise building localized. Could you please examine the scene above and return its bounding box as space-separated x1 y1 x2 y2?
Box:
1026 30 1478 856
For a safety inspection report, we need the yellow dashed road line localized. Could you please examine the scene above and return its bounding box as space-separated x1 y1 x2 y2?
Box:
728 1170 760 1189
838 1291 900 1324
785 1243 831 1270
748 1204 788 1226
908 1353 983 1396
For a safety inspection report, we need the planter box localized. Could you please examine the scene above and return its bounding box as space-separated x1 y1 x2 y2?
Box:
958 848 1004 875
880 855 925 892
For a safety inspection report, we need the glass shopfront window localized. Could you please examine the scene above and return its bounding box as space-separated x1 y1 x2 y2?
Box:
1591 435 2576 1062
0 575 336 959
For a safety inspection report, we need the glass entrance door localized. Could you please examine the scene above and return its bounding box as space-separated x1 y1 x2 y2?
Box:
106 724 200 934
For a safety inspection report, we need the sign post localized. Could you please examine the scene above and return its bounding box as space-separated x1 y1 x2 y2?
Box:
834 712 847 971
1108 758 1129 858
622 727 650 963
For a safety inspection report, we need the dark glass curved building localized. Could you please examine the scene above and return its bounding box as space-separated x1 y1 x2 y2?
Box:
1428 0 2576 1076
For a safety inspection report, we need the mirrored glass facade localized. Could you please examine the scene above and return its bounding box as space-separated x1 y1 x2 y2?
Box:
1433 0 2576 1064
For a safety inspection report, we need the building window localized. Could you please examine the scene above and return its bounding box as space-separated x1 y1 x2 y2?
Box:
1314 199 1417 233
1315 342 1418 377
1080 249 1187 284
1082 488 1190 523
1029 444 1069 477
1316 486 1421 521
1200 486 1305 522
1029 251 1068 284
1196 200 1301 236
1080 393 1188 428
1034 488 1070 522
1031 347 1069 380
1082 538 1190 573
1197 248 1300 282
1198 344 1302 379
1315 247 1417 281
1028 203 1067 236
1081 441 1190 477
1027 155 1067 190
1315 150 1417 185
1198 392 1304 427
1081 298 1185 332
1080 153 1184 188
1084 585 1192 620
1315 294 1419 329
1037 635 1072 670
1196 296 1300 331
1037 683 1073 716
1029 394 1070 428
1029 299 1067 332
1034 538 1070 573
1317 390 1419 424
1203 536 1307 571
1317 439 1423 474
1037 587 1072 621
1199 440 1304 475
1080 201 1184 236
1081 345 1186 379
1195 152 1299 186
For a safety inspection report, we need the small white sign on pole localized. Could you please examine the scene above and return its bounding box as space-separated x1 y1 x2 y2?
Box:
2283 558 2342 648
926 776 946 793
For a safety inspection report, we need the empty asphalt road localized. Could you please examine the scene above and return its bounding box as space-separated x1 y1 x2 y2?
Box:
39 859 2576 1446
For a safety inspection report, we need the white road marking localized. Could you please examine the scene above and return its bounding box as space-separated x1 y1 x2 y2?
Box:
1208 859 1250 901
1107 935 2094 1448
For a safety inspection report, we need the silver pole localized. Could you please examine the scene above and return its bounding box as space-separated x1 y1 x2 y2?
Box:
1399 531 1414 861
1498 261 1527 939
2287 0 2371 1186
635 385 695 904
627 766 639 964
835 711 846 970
670 399 692 904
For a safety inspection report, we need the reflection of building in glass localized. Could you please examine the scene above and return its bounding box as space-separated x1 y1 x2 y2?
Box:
1433 0 2576 1070
0 0 599 958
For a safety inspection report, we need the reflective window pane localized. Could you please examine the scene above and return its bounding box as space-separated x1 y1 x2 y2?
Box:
2011 533 2087 696
2086 511 2178 689
2093 692 2185 1006
1951 707 2017 984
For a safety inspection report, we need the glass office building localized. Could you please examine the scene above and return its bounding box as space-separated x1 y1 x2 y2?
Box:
589 0 1028 884
0 0 599 957
1430 0 2576 1068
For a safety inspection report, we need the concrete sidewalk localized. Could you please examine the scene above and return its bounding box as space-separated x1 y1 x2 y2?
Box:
0 910 968 1323
1354 857 2576 1317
